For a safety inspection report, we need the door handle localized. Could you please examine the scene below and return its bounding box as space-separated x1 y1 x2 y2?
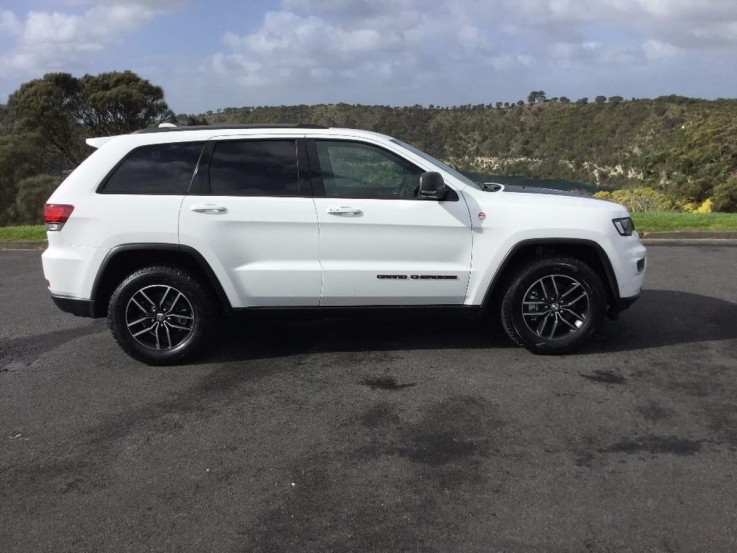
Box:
327 206 363 216
191 204 227 214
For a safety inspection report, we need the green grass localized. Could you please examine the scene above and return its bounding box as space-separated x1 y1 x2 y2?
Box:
632 212 737 232
0 225 47 241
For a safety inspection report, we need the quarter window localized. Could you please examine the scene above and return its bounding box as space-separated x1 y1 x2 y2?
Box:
209 140 299 196
315 141 423 199
100 142 204 195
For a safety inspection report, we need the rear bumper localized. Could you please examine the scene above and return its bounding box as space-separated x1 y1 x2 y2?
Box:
50 294 95 318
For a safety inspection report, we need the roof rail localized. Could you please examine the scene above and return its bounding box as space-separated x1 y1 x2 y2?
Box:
133 123 329 134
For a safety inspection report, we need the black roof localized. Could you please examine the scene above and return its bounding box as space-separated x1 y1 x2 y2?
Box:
134 124 329 134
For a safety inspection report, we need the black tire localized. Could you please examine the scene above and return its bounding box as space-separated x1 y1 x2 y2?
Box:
108 266 217 365
500 256 606 354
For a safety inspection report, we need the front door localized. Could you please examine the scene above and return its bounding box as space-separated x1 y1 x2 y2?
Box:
311 140 472 306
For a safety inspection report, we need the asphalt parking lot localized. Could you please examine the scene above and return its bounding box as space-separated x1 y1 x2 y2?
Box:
1 244 736 553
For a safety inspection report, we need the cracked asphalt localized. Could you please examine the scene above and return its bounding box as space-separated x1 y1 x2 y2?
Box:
1 245 736 553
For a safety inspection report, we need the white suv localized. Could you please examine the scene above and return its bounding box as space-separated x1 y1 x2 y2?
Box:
42 125 646 364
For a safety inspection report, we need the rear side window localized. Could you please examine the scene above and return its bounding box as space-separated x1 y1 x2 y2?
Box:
100 142 204 195
209 140 299 196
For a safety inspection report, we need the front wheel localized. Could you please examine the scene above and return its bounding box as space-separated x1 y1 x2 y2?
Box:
500 256 606 354
108 266 217 365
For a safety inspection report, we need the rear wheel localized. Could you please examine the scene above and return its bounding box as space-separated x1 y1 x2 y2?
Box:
501 256 606 354
108 266 216 365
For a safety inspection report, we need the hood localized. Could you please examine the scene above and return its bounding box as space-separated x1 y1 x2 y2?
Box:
471 183 627 215
500 184 578 197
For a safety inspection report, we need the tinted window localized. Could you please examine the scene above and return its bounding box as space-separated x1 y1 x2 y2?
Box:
209 140 299 196
101 142 204 194
315 141 423 199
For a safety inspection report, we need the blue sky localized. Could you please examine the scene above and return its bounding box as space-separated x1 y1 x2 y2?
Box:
1 0 737 114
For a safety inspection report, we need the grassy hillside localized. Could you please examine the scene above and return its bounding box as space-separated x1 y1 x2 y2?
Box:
199 96 737 210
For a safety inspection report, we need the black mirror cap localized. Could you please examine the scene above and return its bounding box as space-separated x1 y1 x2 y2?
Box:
419 171 448 200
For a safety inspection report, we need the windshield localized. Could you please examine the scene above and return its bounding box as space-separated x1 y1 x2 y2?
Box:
391 139 481 190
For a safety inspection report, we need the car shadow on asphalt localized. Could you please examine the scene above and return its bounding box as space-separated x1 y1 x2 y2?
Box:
204 290 737 362
206 309 506 363
586 289 737 354
1 319 107 371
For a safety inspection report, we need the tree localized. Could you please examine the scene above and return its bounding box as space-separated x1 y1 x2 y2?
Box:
79 71 172 136
576 97 588 104
0 104 10 134
7 73 86 165
11 174 62 225
0 134 42 225
2 71 173 224
713 176 737 212
174 114 209 126
527 91 546 105
560 97 571 104
595 95 607 104
6 71 173 167
609 96 624 104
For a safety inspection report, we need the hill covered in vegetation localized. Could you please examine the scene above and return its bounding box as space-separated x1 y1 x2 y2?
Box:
200 96 737 211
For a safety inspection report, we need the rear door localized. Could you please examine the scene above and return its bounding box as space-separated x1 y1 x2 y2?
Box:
179 136 321 307
310 139 473 306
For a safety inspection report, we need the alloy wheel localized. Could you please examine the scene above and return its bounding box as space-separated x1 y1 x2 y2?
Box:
125 284 195 350
521 274 590 341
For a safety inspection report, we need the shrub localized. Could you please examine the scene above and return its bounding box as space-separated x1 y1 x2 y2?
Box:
712 176 737 212
695 198 713 213
593 187 676 212
11 174 62 225
682 198 714 213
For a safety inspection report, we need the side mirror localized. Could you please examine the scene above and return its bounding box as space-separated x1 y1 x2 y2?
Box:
419 171 448 200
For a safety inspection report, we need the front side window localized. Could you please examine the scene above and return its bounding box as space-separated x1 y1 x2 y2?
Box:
209 140 299 196
315 141 423 199
101 142 204 194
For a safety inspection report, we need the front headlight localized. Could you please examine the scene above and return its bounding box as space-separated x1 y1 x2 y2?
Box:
612 217 635 236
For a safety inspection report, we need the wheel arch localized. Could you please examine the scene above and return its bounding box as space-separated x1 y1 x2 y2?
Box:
89 243 231 318
481 239 619 314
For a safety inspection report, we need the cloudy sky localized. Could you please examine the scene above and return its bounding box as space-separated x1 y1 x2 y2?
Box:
1 0 736 114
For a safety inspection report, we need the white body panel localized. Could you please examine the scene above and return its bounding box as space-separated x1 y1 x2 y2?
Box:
42 138 184 299
179 196 321 307
314 197 472 305
457 189 647 304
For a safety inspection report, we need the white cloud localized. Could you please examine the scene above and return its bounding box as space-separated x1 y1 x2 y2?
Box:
207 1 503 102
643 39 682 61
0 10 22 36
4 0 737 112
0 1 184 77
185 0 737 110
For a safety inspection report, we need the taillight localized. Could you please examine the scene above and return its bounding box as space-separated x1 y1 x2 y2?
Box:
43 204 74 231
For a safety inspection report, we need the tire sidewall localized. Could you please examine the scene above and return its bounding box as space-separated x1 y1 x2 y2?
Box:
506 259 605 354
109 267 212 365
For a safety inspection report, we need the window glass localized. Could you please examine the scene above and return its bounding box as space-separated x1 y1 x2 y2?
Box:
315 141 423 199
209 140 298 196
101 142 204 194
391 138 480 189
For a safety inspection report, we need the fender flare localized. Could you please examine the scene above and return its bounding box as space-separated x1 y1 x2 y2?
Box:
480 238 620 312
90 243 231 317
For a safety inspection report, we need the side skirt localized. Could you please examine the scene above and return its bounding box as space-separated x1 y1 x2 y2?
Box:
227 304 483 321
